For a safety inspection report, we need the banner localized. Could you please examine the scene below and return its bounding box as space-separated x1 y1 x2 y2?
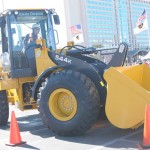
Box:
70 24 84 43
134 9 148 35
72 34 84 43
70 24 82 34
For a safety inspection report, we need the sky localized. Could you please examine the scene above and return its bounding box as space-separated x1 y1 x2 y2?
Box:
1 0 63 10
0 0 67 48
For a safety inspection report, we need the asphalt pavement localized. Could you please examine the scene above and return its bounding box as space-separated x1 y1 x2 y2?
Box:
0 104 145 150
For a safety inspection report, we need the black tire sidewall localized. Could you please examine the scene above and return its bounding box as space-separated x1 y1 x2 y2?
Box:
0 90 9 125
39 71 100 134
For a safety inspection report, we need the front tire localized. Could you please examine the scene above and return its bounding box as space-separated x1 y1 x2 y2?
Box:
0 91 9 125
39 70 101 136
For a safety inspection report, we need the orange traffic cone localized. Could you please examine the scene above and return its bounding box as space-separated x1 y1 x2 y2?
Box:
140 105 150 149
6 111 26 146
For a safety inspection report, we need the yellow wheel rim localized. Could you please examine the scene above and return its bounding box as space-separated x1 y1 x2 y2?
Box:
49 88 77 121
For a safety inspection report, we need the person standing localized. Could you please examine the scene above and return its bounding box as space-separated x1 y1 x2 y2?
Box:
23 23 41 49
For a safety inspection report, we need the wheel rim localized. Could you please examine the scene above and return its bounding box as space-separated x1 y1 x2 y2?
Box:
49 88 77 121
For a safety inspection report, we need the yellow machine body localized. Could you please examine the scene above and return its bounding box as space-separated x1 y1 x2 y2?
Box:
0 72 37 110
0 39 56 110
35 39 56 75
104 64 150 129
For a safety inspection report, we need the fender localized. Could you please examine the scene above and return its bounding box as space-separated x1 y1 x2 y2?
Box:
32 63 107 106
32 65 65 100
32 65 76 100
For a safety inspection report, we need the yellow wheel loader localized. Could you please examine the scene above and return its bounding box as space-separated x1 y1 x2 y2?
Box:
0 9 60 124
0 9 149 136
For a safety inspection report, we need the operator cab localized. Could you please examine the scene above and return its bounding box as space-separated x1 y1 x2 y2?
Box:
0 9 59 78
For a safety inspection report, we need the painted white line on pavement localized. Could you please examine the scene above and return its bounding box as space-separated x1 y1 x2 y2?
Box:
120 138 140 144
89 128 143 150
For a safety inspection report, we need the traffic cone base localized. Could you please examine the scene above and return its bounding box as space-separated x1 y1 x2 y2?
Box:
140 105 150 149
6 111 26 146
6 141 26 147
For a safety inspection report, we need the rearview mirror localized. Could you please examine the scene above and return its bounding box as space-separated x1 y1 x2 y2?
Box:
53 15 60 25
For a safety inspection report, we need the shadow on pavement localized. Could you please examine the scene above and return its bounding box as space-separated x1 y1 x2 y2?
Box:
0 110 144 149
9 143 40 150
55 123 143 149
1 113 55 138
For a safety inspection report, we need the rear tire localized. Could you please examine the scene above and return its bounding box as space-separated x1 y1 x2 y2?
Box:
39 70 101 136
0 91 9 125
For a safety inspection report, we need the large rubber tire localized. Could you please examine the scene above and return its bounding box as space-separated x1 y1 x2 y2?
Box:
0 91 9 125
39 70 101 136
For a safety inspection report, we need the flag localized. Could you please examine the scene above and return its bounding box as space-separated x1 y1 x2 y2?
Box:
137 9 146 23
70 24 82 34
134 9 148 35
72 33 84 43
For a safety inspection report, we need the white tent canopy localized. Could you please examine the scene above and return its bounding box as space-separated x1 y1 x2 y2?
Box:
141 51 150 60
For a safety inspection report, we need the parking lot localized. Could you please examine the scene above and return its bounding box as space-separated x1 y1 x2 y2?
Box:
0 104 144 150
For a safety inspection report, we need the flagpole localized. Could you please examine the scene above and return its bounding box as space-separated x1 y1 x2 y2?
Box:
147 24 150 49
145 8 150 49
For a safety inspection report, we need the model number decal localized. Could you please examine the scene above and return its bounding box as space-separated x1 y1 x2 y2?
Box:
55 55 72 64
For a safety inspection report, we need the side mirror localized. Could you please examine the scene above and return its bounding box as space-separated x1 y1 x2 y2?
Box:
53 15 60 25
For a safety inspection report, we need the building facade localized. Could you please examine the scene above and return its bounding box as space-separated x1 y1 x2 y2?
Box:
83 0 150 50
85 0 118 47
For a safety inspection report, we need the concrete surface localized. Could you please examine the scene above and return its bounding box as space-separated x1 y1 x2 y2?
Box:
0 104 145 150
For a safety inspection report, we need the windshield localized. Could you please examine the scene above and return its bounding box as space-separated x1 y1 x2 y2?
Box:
10 11 51 51
9 10 54 69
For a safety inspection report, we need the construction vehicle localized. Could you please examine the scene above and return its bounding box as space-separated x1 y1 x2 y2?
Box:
0 9 149 136
0 8 60 124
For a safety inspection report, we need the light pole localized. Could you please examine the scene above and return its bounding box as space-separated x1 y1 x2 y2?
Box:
124 33 126 42
1 0 4 12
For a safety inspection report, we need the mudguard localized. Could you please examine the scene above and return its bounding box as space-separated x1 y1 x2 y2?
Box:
32 65 64 100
